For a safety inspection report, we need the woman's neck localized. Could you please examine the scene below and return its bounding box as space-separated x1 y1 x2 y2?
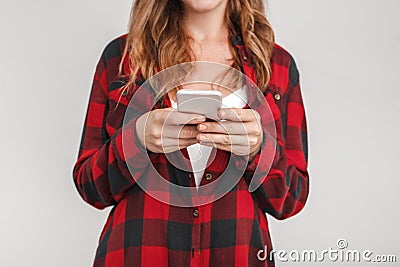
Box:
182 3 229 43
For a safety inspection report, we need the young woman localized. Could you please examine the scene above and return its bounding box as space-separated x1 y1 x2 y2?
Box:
73 0 309 266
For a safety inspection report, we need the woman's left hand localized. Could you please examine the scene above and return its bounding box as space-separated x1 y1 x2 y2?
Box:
196 108 263 162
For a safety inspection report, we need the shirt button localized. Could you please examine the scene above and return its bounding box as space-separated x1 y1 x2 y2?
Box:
243 56 248 62
193 209 199 218
205 173 212 181
274 93 281 101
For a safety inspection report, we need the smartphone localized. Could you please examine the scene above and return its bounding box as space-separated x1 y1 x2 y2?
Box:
176 89 222 121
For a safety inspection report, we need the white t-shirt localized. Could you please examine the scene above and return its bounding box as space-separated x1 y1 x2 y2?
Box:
170 87 248 187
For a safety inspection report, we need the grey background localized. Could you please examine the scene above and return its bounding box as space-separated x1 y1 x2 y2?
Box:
0 0 399 266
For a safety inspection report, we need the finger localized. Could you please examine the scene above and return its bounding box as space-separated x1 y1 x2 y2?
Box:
197 121 251 134
218 108 259 122
159 138 199 149
153 109 205 125
162 125 199 139
198 121 260 135
198 133 248 145
164 110 206 125
199 142 250 155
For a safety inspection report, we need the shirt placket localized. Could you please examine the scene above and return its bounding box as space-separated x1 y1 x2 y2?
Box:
190 205 202 267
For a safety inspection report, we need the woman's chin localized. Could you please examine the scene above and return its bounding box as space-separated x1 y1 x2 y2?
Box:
182 0 227 13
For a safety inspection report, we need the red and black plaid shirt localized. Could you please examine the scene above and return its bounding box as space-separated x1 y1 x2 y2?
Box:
73 34 309 267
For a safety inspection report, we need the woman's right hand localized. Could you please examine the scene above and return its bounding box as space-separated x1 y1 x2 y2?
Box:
136 108 206 153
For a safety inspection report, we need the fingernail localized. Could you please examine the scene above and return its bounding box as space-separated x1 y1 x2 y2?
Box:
199 134 207 140
198 124 207 131
196 116 206 122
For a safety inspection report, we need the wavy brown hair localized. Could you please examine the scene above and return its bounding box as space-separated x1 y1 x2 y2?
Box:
119 0 275 93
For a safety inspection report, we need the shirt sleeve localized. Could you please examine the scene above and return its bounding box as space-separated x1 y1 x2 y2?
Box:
244 55 310 220
72 47 149 210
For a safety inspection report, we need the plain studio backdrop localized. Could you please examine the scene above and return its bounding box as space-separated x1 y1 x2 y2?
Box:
0 0 399 266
